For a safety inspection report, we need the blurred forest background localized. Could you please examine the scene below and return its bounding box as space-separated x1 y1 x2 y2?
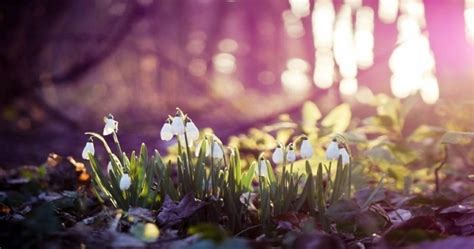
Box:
0 0 473 167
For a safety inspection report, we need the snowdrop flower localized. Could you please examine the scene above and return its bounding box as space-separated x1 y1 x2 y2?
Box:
185 118 199 141
272 145 284 164
160 119 173 141
82 139 95 160
338 148 350 165
211 140 224 159
257 158 269 178
171 115 185 135
300 138 313 159
286 145 296 163
239 192 258 211
119 173 131 190
325 139 339 160
102 114 118 136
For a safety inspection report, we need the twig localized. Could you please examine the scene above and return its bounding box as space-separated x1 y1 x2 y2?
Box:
434 145 448 193
234 224 262 237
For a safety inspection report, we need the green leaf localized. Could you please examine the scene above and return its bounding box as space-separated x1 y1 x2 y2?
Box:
440 131 474 145
408 125 445 142
321 103 351 133
241 163 256 191
188 222 228 243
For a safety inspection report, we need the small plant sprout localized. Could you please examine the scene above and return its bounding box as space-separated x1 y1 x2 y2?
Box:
272 144 284 164
107 161 113 174
257 157 269 178
82 138 95 160
103 114 119 136
119 173 131 191
211 138 224 159
185 118 200 141
160 119 173 141
325 139 339 160
300 137 313 159
286 143 296 163
338 147 350 165
195 137 210 157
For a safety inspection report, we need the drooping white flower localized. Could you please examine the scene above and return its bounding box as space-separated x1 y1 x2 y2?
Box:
160 120 173 141
82 140 95 160
286 146 296 163
326 139 339 160
338 148 350 165
103 115 118 136
211 140 224 159
119 173 131 190
239 192 258 211
171 115 185 135
272 145 284 164
300 138 313 159
256 158 269 177
185 119 199 141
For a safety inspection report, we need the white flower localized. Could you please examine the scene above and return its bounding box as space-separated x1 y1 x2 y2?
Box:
107 161 113 174
119 174 131 190
326 140 339 160
103 115 118 136
211 140 224 159
160 120 173 141
256 158 269 177
185 119 199 141
239 192 258 211
82 141 95 160
195 139 210 157
272 145 284 164
171 116 185 135
300 139 313 159
286 147 296 163
338 148 350 165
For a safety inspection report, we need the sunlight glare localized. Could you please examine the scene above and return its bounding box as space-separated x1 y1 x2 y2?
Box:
466 0 474 44
339 77 358 96
420 75 440 104
378 0 398 23
213 53 236 74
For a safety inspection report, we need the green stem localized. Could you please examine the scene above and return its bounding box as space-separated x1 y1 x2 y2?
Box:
112 131 123 160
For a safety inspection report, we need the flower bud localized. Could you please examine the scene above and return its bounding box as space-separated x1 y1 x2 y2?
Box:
325 139 339 160
119 173 131 190
338 148 350 165
82 141 95 160
286 146 296 163
257 158 269 177
272 145 284 164
300 138 313 159
160 120 173 141
103 115 118 136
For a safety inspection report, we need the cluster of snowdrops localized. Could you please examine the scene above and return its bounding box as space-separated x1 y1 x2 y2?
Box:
81 108 356 233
